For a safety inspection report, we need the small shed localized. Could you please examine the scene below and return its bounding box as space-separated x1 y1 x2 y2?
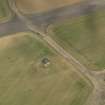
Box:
42 58 50 67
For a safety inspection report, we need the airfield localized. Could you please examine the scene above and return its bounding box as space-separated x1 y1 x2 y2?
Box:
0 0 105 105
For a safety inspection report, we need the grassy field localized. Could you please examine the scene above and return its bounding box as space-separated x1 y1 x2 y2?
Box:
0 32 92 105
52 9 105 70
16 0 82 14
0 0 12 22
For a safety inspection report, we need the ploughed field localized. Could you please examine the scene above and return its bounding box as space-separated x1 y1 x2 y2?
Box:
16 0 82 14
0 33 92 105
52 9 105 70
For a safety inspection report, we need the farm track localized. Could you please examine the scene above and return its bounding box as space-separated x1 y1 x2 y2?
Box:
1 0 105 105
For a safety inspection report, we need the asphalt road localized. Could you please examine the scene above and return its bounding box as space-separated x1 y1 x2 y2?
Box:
0 0 105 36
28 0 105 30
0 16 29 37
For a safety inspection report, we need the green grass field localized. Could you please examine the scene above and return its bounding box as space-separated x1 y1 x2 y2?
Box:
0 33 92 105
52 9 105 70
0 0 12 21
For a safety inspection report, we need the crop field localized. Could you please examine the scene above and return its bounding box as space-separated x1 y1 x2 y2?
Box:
0 32 92 105
16 0 82 14
0 0 12 21
52 9 105 70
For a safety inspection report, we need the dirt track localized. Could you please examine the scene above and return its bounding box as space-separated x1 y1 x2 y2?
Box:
8 0 105 105
0 0 104 105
